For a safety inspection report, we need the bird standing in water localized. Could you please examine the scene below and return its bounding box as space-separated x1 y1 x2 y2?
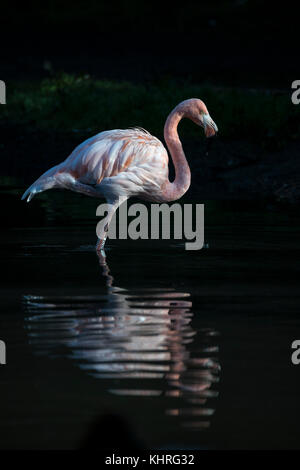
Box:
22 98 218 252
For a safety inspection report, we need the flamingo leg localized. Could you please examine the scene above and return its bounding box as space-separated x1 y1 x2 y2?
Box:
96 236 107 254
95 195 128 254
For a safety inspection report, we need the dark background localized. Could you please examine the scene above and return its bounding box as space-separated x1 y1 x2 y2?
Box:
0 1 297 87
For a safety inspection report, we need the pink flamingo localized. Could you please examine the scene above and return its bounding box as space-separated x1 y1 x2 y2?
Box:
22 98 218 252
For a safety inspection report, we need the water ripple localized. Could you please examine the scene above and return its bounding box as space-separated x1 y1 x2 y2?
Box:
23 254 220 431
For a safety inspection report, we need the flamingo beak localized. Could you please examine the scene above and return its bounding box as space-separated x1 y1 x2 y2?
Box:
203 113 218 138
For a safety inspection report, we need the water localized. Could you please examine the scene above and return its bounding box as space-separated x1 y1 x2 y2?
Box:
0 186 300 449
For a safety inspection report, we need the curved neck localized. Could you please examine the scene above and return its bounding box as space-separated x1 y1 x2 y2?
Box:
162 108 191 201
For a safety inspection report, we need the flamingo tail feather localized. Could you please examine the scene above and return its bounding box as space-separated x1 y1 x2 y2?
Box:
21 164 61 202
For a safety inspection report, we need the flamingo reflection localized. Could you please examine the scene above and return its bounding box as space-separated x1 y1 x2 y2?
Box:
23 252 220 429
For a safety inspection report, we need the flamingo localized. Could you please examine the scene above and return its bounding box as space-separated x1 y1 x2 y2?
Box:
21 98 218 252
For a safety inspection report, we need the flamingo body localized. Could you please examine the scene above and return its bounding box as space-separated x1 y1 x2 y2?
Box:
22 128 169 203
63 128 169 202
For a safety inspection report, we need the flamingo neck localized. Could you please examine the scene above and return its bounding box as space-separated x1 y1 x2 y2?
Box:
162 108 191 201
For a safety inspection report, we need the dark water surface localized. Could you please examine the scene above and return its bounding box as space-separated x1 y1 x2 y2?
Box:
0 187 300 449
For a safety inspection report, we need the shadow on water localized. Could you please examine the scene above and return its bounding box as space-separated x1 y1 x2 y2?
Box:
23 251 220 435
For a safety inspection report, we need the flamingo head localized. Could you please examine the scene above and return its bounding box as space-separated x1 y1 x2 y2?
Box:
178 98 218 138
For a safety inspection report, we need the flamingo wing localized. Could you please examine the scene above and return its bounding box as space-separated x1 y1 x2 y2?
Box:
61 128 169 200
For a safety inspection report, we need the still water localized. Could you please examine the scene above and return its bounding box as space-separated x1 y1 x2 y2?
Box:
0 187 300 449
